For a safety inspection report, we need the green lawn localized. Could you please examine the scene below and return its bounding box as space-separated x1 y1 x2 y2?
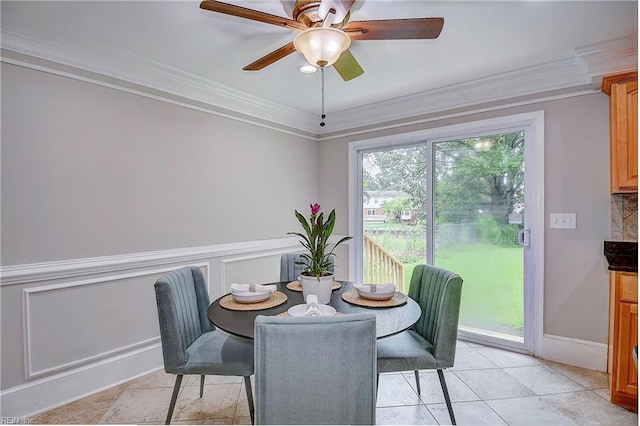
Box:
399 244 524 336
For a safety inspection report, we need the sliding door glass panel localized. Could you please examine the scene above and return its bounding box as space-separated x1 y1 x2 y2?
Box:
361 146 428 293
433 132 525 341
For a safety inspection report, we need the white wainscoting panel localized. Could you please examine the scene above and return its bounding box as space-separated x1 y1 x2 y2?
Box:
219 250 296 294
21 262 208 381
1 237 302 418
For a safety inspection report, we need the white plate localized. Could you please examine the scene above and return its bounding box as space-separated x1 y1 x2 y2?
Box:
231 291 272 304
287 304 337 317
355 288 395 301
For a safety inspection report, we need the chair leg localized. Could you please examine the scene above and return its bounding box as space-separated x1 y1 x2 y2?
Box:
437 369 456 425
165 374 183 425
244 376 255 425
199 375 205 398
414 370 421 395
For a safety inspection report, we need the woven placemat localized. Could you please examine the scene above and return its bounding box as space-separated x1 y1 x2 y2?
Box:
286 280 342 292
341 289 407 308
219 291 287 311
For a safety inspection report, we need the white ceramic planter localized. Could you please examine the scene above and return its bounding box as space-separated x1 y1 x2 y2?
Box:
299 274 334 304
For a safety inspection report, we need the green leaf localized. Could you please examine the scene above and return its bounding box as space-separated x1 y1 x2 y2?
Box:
294 210 312 238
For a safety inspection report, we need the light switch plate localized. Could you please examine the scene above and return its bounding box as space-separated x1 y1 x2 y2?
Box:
550 213 577 229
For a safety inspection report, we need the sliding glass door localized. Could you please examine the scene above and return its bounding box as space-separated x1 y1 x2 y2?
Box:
432 131 526 345
353 113 542 353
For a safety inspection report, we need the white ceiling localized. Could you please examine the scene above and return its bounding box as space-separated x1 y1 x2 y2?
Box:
1 1 638 137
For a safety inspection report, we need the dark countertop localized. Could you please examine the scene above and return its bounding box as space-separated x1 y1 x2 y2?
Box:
604 240 638 272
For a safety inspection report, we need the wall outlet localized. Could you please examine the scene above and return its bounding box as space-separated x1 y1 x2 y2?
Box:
550 213 577 229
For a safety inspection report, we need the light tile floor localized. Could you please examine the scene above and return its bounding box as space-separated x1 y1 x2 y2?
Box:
30 341 638 425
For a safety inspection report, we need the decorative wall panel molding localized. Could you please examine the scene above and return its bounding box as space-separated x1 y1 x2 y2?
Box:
0 237 305 418
21 262 208 380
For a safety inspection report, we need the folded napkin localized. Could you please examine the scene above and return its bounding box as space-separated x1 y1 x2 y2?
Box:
305 294 321 317
230 283 277 293
354 283 396 294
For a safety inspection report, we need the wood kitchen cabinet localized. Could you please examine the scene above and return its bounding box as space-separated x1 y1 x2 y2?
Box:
602 72 638 193
608 271 638 411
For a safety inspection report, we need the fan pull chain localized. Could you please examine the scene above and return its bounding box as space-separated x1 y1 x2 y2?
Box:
320 65 326 127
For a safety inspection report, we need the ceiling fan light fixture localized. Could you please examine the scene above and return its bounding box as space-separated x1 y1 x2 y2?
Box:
293 27 351 67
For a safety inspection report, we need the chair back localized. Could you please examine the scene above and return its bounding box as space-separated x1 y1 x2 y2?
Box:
154 266 214 373
280 253 335 281
254 313 377 425
408 264 463 368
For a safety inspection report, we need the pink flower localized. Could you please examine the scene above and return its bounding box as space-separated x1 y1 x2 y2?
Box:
310 203 321 215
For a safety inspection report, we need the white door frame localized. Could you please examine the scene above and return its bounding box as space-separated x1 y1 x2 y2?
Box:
348 111 544 355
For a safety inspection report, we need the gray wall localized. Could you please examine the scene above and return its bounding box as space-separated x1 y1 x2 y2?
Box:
1 63 318 265
318 93 612 344
0 63 320 394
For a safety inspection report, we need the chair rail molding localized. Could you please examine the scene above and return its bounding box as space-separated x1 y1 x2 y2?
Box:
0 237 302 286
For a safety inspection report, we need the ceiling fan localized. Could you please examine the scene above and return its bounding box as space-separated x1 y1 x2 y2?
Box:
199 0 444 81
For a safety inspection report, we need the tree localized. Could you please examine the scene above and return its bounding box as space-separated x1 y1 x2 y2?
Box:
362 131 525 226
434 131 524 224
362 147 429 222
381 196 411 223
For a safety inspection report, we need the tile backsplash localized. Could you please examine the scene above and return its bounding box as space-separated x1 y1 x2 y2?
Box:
611 193 638 241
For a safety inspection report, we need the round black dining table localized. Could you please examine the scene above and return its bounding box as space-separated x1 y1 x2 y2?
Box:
207 281 421 339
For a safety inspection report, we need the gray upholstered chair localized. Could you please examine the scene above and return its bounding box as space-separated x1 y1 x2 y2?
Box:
377 264 463 424
254 313 377 425
279 252 334 282
154 266 255 424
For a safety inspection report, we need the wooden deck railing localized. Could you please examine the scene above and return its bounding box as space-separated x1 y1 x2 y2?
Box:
363 234 405 292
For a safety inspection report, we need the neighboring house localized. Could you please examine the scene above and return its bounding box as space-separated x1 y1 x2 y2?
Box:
363 190 397 222
363 190 414 223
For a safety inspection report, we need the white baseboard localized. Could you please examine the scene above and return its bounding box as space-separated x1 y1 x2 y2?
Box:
0 343 163 418
540 333 608 372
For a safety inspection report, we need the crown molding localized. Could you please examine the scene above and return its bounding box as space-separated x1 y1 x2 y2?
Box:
325 57 592 134
2 29 636 140
1 30 320 136
324 35 637 135
576 34 638 83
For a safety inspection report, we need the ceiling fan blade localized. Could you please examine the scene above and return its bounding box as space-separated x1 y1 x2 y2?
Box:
343 18 444 40
333 49 364 81
200 0 308 31
318 0 355 23
243 42 296 71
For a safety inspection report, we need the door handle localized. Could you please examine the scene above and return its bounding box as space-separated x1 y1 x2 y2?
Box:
517 228 530 248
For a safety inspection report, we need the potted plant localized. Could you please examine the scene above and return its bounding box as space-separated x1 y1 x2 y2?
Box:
288 203 352 303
